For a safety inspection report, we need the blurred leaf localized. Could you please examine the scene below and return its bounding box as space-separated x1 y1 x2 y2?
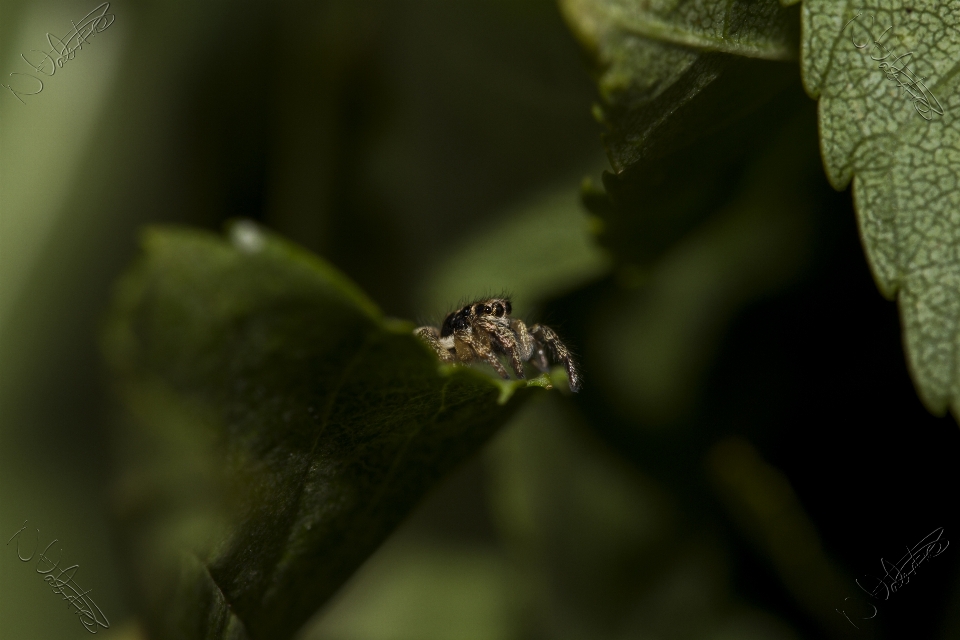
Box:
561 0 807 276
486 396 801 640
588 103 825 426
102 221 545 640
100 619 150 640
800 2 960 416
302 540 511 640
559 0 799 173
415 182 611 318
579 69 820 271
708 437 865 639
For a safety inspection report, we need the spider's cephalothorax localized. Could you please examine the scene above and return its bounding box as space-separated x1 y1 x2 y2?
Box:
414 297 581 392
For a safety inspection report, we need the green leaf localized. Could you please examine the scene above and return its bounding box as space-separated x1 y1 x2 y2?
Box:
800 2 960 415
414 182 611 318
580 85 807 270
561 0 806 270
302 540 512 640
101 222 544 640
560 0 800 173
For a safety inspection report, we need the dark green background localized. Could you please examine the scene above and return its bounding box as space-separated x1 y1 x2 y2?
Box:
1 1 957 639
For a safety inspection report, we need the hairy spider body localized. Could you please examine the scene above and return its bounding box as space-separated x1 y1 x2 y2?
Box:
414 297 581 392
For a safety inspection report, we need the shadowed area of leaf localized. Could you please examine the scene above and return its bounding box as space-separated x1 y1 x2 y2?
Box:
586 101 828 427
560 0 800 173
101 222 542 640
800 2 960 417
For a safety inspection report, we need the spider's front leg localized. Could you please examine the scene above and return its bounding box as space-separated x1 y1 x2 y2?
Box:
512 319 549 372
476 318 525 379
456 327 511 379
530 324 581 392
414 326 455 363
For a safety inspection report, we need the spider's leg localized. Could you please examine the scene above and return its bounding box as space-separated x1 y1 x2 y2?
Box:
414 326 455 363
513 318 548 371
530 324 581 392
477 318 524 378
457 326 510 379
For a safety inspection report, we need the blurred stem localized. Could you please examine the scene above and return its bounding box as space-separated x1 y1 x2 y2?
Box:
707 436 871 639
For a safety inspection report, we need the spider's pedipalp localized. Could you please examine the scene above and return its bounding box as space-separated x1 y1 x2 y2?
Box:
456 325 510 379
476 317 524 378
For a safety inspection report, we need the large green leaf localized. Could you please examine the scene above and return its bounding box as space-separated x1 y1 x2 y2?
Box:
101 222 545 640
559 0 800 173
800 2 960 415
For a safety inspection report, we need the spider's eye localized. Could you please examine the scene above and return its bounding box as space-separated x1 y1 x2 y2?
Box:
493 303 504 317
475 304 491 315
504 300 512 315
462 306 471 314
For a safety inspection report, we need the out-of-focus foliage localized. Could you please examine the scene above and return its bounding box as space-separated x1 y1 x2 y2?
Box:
708 437 854 638
299 397 808 640
0 0 599 636
2 0 959 639
302 534 512 640
102 224 547 640
486 397 799 640
416 183 611 318
799 2 960 417
563 2 824 436
587 106 825 426
559 0 799 173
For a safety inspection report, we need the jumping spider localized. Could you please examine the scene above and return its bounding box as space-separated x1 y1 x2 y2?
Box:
414 297 581 392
